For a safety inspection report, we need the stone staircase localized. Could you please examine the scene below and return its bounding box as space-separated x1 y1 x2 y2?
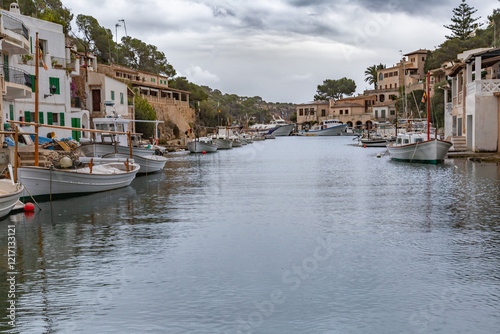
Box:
17 149 51 167
450 136 467 152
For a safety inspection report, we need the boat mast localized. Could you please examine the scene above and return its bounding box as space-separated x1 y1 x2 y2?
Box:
35 33 39 166
427 71 430 141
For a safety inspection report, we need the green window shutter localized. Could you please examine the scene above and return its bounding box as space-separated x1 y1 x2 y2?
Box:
9 105 14 121
47 112 53 125
120 93 124 104
30 75 35 92
111 91 115 100
24 111 31 122
49 77 60 95
39 112 44 124
59 113 65 126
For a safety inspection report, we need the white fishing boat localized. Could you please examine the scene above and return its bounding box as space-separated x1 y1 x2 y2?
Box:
80 117 166 157
250 116 294 136
213 138 233 149
0 178 24 218
17 160 140 199
187 138 218 153
298 119 348 136
387 132 452 163
387 72 452 163
100 153 166 174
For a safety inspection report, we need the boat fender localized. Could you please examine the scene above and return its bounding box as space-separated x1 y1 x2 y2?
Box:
70 143 77 150
60 156 73 168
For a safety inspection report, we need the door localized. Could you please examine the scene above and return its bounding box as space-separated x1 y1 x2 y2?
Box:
71 118 81 141
467 115 473 150
458 117 462 136
92 89 101 112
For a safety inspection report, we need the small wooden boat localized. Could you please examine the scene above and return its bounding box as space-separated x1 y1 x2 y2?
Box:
100 153 167 174
17 161 140 199
0 178 24 218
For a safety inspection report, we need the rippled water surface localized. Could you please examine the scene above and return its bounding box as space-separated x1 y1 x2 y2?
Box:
1 137 500 333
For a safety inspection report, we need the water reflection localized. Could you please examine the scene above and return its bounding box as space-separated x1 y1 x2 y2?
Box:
0 137 499 334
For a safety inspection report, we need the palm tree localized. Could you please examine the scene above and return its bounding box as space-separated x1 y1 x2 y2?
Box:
364 65 377 89
364 63 386 89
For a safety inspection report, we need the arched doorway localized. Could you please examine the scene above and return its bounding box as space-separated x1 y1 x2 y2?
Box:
347 121 353 128
366 120 373 130
355 121 363 129
81 112 89 138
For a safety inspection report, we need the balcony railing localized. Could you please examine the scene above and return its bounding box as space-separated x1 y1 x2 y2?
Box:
2 12 29 40
0 65 32 89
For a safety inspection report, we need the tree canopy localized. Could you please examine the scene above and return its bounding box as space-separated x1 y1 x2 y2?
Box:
314 78 356 101
444 0 482 41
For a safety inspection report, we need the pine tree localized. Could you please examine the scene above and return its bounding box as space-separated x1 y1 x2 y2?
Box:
444 0 482 40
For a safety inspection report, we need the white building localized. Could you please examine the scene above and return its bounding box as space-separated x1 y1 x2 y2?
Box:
1 2 31 140
2 3 89 141
446 47 500 152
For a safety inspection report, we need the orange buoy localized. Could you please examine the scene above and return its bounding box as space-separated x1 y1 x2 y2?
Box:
363 145 366 148
24 202 35 211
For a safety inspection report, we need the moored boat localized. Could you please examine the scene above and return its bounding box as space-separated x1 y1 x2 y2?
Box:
387 132 452 163
0 178 24 218
17 160 140 199
187 139 218 153
298 120 348 136
100 153 167 174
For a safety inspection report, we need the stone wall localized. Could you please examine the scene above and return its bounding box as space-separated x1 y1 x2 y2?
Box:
148 100 195 140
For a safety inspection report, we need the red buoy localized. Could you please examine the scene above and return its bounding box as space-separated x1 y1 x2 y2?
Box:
24 202 35 211
202 151 206 154
363 145 366 148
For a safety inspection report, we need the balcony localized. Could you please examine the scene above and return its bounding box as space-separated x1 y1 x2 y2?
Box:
0 12 30 55
467 79 500 97
1 65 32 99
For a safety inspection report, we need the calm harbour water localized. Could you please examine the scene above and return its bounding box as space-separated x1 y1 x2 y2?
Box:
1 136 500 334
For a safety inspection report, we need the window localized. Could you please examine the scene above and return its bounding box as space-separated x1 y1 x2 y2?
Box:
394 71 398 76
111 91 115 100
39 112 44 124
310 111 314 116
345 110 348 115
299 109 303 116
404 139 409 144
321 109 326 117
60 113 65 126
340 110 343 115
415 138 424 143
49 77 60 94
379 73 383 81
375 110 378 118
381 109 386 118
390 110 395 116
151 78 155 83
9 105 13 121
120 92 124 104
24 111 31 122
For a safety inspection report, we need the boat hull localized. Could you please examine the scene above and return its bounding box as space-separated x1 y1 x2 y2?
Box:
103 153 167 174
187 141 218 153
79 143 160 158
387 139 452 163
298 124 348 136
0 180 24 218
213 138 233 149
360 139 388 147
18 163 140 199
269 124 294 136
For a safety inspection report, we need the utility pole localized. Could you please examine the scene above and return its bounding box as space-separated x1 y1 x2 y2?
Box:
115 23 121 64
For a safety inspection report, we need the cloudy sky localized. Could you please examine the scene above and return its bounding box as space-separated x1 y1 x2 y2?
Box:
63 0 498 103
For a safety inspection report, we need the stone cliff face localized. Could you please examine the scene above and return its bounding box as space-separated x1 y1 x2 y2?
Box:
148 101 195 140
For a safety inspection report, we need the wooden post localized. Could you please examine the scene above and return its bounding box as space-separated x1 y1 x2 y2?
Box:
14 126 18 182
89 158 93 174
127 131 133 158
35 33 39 166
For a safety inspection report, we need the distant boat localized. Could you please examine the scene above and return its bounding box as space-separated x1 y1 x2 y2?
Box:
0 177 24 218
250 116 294 136
187 138 218 153
359 137 389 147
298 119 348 136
